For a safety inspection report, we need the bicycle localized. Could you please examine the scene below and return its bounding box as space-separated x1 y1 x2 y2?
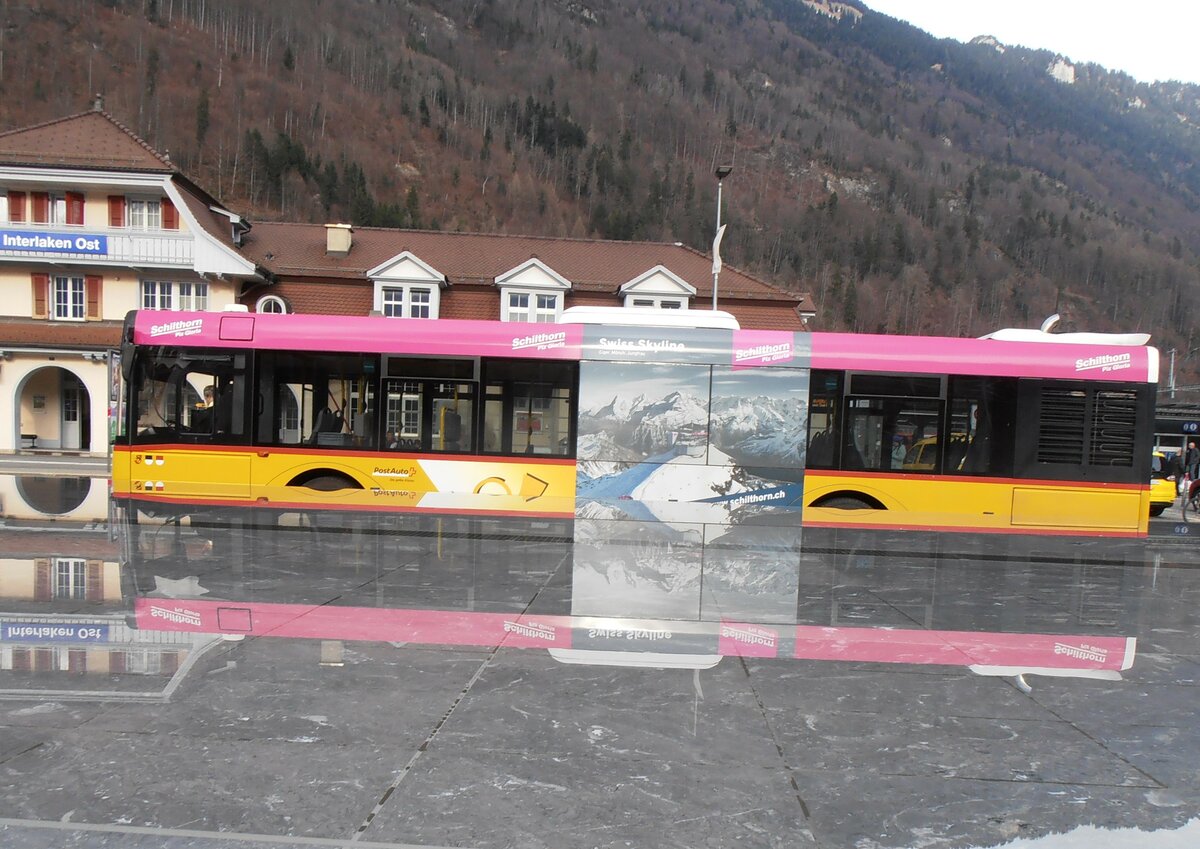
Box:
1184 480 1200 522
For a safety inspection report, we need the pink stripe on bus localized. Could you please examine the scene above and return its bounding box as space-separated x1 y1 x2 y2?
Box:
136 312 583 360
812 332 1152 382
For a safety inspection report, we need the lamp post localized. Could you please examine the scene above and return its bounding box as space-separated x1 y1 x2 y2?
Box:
712 165 732 310
1168 347 1200 400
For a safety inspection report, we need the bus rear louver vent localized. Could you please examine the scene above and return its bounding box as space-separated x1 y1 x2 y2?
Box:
1089 389 1137 467
1037 388 1086 464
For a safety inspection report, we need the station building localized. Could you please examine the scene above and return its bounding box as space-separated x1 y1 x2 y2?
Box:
0 104 260 455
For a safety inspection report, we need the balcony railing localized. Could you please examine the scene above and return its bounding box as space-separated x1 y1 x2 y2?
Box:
0 225 195 268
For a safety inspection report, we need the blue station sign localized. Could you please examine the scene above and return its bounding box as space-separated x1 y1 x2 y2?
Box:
2 621 110 643
0 229 108 255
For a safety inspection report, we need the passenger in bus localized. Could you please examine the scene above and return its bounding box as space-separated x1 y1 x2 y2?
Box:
891 435 907 469
191 384 215 432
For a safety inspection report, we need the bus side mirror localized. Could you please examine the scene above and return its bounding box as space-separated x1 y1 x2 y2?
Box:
120 340 134 382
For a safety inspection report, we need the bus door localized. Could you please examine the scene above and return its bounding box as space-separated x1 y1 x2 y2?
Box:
130 349 251 499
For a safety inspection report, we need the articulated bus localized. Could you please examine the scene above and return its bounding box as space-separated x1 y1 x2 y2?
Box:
111 308 1158 537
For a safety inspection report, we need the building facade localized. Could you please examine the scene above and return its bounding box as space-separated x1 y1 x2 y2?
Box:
0 106 261 455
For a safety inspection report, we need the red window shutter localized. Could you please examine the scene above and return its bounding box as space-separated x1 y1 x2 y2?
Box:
69 649 86 673
162 197 178 229
31 191 49 223
86 561 104 600
34 648 53 670
85 275 103 320
32 273 49 318
34 558 51 599
8 190 25 222
108 195 125 227
66 191 85 225
161 651 180 674
110 651 127 673
13 649 31 671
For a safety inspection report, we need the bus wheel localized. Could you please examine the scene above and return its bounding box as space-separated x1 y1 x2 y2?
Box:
300 475 359 491
820 496 875 510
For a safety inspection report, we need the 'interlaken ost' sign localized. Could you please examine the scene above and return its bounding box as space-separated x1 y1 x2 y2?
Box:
2 621 110 643
0 229 109 255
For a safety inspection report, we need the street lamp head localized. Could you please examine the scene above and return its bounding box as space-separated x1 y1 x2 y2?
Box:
714 164 733 180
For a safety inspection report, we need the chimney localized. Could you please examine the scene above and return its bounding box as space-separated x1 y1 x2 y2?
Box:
325 223 353 257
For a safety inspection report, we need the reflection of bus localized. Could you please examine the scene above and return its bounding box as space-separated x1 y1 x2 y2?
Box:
116 500 1138 677
112 309 1158 536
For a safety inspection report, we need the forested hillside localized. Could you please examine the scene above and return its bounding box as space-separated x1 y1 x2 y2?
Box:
5 0 1200 367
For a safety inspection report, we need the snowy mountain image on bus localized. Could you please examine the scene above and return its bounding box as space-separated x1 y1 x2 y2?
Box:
576 361 809 524
571 518 805 623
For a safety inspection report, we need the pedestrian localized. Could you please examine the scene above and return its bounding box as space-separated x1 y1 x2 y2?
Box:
1188 441 1200 480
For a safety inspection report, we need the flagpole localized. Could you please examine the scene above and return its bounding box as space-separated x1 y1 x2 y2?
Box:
712 165 732 310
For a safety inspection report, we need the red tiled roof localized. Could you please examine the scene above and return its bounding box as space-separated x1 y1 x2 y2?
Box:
242 223 813 309
174 188 247 254
0 318 122 348
0 110 173 172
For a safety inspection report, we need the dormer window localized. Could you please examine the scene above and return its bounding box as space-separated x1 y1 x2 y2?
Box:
495 258 572 323
630 296 684 309
618 265 696 310
379 284 436 318
367 251 445 320
505 291 560 322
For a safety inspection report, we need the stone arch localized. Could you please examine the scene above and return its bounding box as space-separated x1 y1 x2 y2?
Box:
13 365 93 452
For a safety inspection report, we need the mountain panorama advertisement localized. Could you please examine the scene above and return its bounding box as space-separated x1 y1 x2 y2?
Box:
574 326 813 529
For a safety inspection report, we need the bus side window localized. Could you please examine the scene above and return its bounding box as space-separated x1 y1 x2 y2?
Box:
807 370 842 469
482 359 577 458
951 376 1017 476
840 373 943 473
260 352 379 450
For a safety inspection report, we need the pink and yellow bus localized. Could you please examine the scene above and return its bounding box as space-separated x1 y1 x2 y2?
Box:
112 309 1159 536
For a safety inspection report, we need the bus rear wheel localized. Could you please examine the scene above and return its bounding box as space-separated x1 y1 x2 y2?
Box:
820 496 875 510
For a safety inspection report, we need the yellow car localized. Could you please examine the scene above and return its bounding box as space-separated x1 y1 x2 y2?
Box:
901 435 970 473
1150 452 1178 517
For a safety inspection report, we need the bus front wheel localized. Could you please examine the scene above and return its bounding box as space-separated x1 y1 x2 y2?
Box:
297 474 361 491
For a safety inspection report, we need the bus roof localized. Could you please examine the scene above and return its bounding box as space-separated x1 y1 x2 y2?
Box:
126 311 1159 383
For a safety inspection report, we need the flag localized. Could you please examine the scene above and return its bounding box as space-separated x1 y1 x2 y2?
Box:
712 224 726 276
